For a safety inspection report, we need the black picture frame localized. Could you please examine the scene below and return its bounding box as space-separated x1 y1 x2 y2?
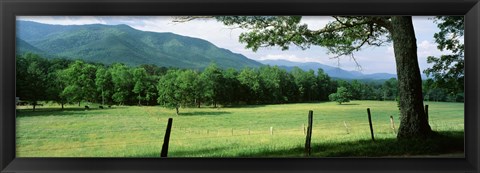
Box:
1 0 479 172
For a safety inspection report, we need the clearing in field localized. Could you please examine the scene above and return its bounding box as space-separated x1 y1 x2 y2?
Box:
16 100 464 157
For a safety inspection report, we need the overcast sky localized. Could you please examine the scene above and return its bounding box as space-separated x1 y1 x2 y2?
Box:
17 16 453 74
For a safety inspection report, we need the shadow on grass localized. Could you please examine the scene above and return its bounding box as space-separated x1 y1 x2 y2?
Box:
128 146 231 157
223 104 267 109
235 131 464 157
124 131 464 158
336 103 360 105
179 111 231 116
16 107 125 117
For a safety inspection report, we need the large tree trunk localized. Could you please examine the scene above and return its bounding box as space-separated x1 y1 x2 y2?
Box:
175 107 179 115
390 16 432 139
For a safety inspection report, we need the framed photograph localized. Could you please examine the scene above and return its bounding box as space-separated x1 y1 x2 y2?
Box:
1 0 479 172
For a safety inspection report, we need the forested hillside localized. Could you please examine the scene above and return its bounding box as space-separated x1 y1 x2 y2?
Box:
16 21 263 70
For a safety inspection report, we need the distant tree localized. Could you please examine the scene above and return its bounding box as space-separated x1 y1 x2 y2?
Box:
144 74 159 106
46 58 72 110
57 60 97 107
157 70 181 115
95 66 114 106
329 87 352 104
110 63 133 105
222 68 243 105
157 69 198 115
349 80 363 100
237 68 261 104
177 69 199 108
317 68 334 101
132 67 149 105
200 64 225 107
258 65 291 103
291 67 318 102
382 78 399 101
16 53 49 111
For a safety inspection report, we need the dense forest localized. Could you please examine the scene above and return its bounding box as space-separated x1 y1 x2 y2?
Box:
16 52 464 113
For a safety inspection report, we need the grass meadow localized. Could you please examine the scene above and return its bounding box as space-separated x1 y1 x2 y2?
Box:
16 100 464 157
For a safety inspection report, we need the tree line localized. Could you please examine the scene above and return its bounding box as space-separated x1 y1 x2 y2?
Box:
16 53 462 113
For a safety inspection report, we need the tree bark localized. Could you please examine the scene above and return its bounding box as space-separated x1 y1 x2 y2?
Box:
102 89 105 106
138 94 141 106
390 16 432 139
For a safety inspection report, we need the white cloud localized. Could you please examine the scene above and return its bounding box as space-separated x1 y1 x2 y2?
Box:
258 54 327 64
418 40 440 57
17 16 107 25
300 16 332 30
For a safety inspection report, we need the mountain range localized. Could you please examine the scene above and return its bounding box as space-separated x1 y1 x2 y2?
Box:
16 21 262 70
17 21 404 80
259 59 398 80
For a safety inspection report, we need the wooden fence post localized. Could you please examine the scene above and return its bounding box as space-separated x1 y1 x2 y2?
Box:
425 105 429 123
305 110 313 156
367 108 375 141
303 123 306 135
343 121 350 134
160 118 173 157
270 127 273 135
390 115 396 135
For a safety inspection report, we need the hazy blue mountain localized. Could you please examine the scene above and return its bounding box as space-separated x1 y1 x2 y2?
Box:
16 21 263 70
16 37 45 55
259 59 398 80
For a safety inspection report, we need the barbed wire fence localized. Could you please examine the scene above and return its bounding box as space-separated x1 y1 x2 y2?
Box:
17 106 464 155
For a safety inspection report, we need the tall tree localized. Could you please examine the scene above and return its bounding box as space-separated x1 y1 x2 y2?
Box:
329 86 352 104
16 53 49 111
237 67 261 104
58 60 97 107
175 16 431 139
110 63 133 105
96 66 114 106
157 69 198 115
199 64 225 107
132 67 149 105
46 58 72 110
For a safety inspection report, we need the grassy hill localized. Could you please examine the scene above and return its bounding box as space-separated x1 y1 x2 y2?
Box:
16 21 263 70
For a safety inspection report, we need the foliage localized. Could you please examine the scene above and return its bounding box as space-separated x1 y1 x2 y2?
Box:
15 53 50 111
157 69 199 115
16 53 462 115
95 67 114 105
132 67 149 105
57 60 97 106
329 87 352 104
424 16 464 101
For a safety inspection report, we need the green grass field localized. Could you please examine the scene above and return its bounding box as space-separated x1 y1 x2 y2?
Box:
16 100 464 157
